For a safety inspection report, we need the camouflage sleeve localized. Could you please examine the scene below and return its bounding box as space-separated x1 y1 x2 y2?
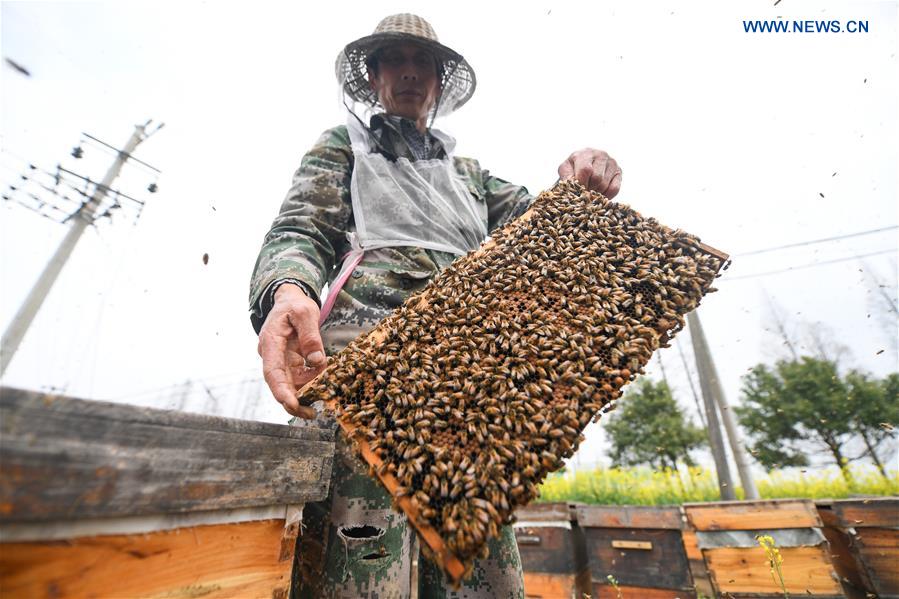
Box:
248 126 353 333
483 171 534 232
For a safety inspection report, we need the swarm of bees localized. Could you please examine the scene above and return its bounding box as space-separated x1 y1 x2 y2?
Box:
297 179 726 583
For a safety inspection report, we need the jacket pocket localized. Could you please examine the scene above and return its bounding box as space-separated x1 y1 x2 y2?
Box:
384 267 433 291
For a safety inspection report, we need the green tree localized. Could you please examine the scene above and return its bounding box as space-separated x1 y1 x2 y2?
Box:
735 357 894 485
605 378 707 471
846 371 899 478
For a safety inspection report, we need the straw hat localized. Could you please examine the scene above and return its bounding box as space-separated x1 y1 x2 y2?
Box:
335 14 477 118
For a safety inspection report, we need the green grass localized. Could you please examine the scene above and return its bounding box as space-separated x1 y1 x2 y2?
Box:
536 465 899 505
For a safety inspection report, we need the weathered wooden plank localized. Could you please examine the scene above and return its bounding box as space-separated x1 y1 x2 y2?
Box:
855 527 899 596
817 520 870 599
0 387 334 521
681 527 715 598
577 505 683 530
0 387 333 440
516 502 574 522
516 525 572 570
522 571 589 599
591 583 695 599
708 594 844 599
584 527 693 590
0 505 289 542
715 595 845 599
681 527 703 562
574 568 592 599
685 500 821 531
704 546 842 595
516 503 590 597
827 498 899 528
611 539 653 550
516 525 582 575
817 499 899 597
0 519 292 599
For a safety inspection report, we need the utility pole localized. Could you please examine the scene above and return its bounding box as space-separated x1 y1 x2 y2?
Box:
676 336 708 430
687 312 735 500
1 121 160 376
688 311 759 500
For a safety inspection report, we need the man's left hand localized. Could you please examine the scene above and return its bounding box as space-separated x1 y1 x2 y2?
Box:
558 148 622 198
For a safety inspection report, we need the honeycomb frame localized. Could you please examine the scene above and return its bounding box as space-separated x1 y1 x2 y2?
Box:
297 180 728 584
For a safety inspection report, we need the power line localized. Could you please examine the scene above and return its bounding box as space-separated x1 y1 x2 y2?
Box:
118 368 260 401
2 201 66 223
1 149 145 225
734 226 897 257
56 166 144 207
82 132 161 174
722 248 896 281
1 182 70 223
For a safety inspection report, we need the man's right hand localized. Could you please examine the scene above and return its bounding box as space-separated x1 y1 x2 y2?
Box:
258 283 327 419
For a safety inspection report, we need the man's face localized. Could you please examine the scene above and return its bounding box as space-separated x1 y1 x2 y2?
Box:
369 43 440 125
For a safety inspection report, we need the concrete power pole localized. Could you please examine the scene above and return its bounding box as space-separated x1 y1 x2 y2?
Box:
1 121 158 376
687 311 759 500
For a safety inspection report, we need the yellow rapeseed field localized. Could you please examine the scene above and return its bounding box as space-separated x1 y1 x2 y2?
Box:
536 465 898 505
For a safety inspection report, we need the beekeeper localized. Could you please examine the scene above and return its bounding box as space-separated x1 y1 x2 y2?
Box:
248 13 621 597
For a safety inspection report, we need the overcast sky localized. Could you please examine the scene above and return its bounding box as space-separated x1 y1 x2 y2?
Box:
1 1 896 470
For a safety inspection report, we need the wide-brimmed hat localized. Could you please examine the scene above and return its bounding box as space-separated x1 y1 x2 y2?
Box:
335 13 476 118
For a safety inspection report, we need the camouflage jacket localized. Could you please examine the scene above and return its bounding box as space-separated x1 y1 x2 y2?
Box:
249 114 533 353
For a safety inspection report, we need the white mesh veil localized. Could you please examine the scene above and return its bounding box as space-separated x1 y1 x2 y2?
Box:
345 116 487 255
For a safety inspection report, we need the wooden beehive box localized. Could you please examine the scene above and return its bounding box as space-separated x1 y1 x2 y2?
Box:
684 499 843 598
513 502 590 599
0 387 334 599
817 497 899 598
577 504 695 598
298 180 728 583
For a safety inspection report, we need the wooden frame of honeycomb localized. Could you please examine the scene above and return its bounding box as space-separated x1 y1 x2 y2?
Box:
298 180 728 584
